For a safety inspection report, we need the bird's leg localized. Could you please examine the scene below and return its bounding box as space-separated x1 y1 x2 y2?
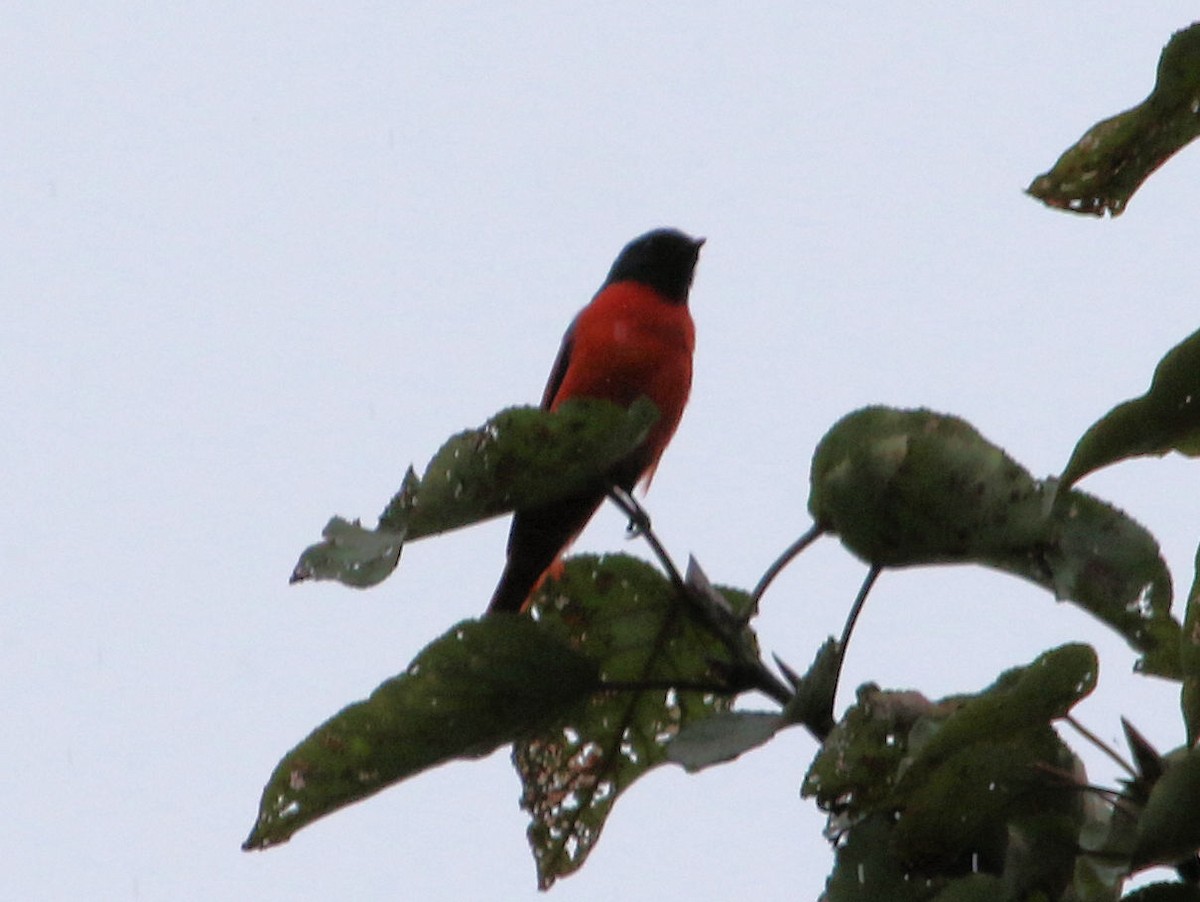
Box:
608 485 651 538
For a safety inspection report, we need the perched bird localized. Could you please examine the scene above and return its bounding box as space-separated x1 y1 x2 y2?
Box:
488 228 704 613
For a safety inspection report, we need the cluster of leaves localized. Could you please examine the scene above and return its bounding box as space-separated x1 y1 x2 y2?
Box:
246 318 1200 898
246 22 1200 900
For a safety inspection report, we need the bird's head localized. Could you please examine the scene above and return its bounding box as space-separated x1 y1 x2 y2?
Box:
604 228 705 304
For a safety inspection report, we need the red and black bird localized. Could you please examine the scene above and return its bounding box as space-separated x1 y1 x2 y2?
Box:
488 228 704 613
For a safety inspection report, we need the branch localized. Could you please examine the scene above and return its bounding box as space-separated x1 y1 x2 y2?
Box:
750 523 825 611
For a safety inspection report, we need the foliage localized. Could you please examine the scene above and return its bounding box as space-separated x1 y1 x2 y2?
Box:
247 21 1200 899
1028 23 1200 216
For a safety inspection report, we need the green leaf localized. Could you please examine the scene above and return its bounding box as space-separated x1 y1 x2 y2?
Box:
803 684 936 815
928 875 1009 902
809 406 1045 568
514 553 752 890
822 815 937 902
290 398 657 588
242 617 598 851
894 733 1078 881
890 647 1093 886
288 515 406 587
1061 327 1200 491
380 397 659 537
666 711 784 772
1132 746 1200 870
809 406 1179 678
1028 23 1200 217
1037 491 1177 679
782 636 841 738
806 646 1096 897
1182 543 1200 745
902 643 1098 774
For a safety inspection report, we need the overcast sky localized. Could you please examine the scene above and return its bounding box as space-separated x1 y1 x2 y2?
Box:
6 5 1200 900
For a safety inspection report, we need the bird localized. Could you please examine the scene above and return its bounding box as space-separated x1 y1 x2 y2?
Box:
487 228 704 613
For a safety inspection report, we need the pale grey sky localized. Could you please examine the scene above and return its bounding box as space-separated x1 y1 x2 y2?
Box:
5 5 1200 900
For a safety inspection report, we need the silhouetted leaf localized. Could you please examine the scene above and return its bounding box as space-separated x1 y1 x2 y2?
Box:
515 553 753 889
809 406 1179 677
243 617 598 850
1061 327 1200 491
290 398 657 588
1028 23 1200 216
1182 544 1200 746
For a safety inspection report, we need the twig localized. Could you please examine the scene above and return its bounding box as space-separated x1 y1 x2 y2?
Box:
604 487 793 707
822 565 882 722
607 486 686 593
751 523 825 609
1065 714 1137 779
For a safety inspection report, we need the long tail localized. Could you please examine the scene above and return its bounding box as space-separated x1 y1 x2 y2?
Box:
487 490 606 613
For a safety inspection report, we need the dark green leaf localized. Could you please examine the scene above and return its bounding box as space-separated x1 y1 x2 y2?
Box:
803 684 942 814
242 617 598 851
667 711 783 772
1038 492 1177 679
1061 327 1200 490
928 874 1009 902
290 398 657 588
781 636 840 738
1182 544 1200 745
893 733 1078 881
1132 746 1200 870
807 647 1095 896
514 553 751 889
1028 23 1200 216
822 815 937 902
380 397 658 537
890 647 1092 885
809 406 1046 568
901 643 1098 774
809 406 1179 678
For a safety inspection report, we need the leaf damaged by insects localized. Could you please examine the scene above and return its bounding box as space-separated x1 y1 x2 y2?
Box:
515 554 756 889
243 617 597 850
808 406 1180 678
1028 23 1200 216
290 398 658 588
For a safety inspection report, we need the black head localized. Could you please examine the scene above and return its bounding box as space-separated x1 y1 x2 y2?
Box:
602 228 705 304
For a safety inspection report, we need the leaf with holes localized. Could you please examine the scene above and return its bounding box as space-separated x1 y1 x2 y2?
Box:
1028 23 1200 216
290 397 657 588
514 553 755 889
242 617 597 851
809 406 1179 677
807 646 1095 898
